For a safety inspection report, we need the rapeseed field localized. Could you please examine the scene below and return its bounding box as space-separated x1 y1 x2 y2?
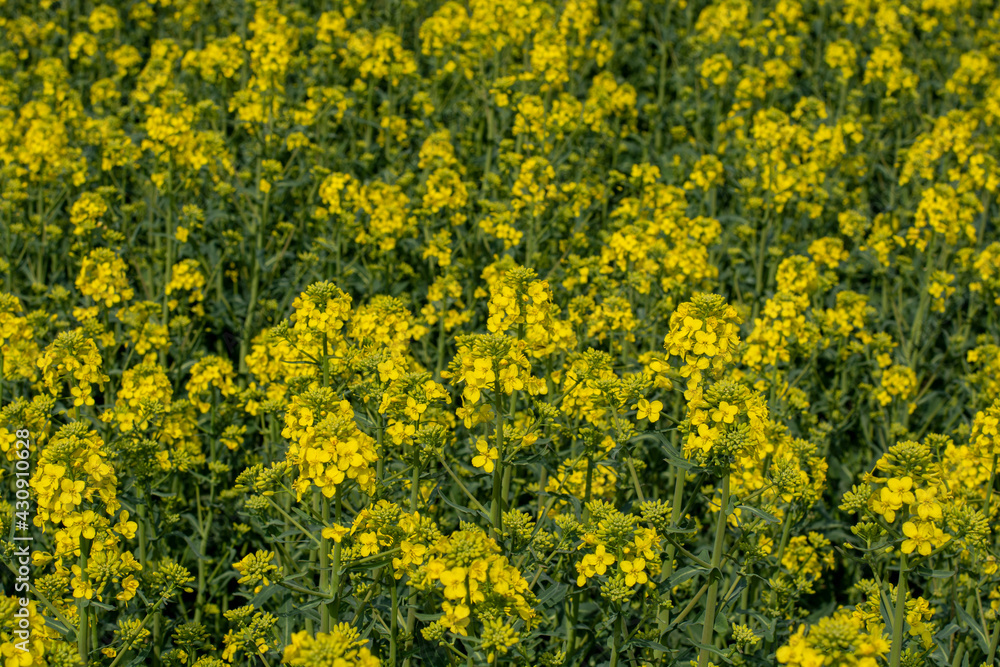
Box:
1 1 1000 666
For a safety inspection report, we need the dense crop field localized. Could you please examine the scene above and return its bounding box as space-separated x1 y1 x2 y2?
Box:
1 0 1000 666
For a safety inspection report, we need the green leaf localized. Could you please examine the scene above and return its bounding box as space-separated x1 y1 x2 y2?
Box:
744 611 777 642
291 506 319 529
87 599 115 611
41 616 71 638
181 533 210 561
655 431 703 471
956 603 989 654
299 598 327 611
736 505 779 524
537 582 568 607
933 622 959 641
124 640 152 667
545 489 582 518
878 589 895 635
725 577 748 607
623 638 671 653
910 567 956 579
661 449 695 472
713 609 728 634
661 523 698 535
438 487 490 523
250 582 281 608
353 411 376 430
687 640 727 657
667 566 704 587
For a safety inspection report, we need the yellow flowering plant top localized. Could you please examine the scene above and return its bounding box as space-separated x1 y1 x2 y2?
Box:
1 0 1000 667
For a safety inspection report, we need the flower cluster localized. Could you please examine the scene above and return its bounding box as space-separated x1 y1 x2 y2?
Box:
777 608 889 667
37 330 109 406
31 421 119 528
681 378 769 470
410 526 536 640
573 502 661 604
282 625 381 667
446 333 546 406
76 248 134 308
282 388 379 498
662 293 742 394
186 355 238 413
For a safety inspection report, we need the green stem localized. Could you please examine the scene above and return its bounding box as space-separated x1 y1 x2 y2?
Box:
490 379 504 538
105 595 169 667
238 189 268 374
137 500 150 571
438 456 490 515
77 536 91 662
905 235 936 368
483 93 495 182
266 497 321 548
657 463 687 642
610 611 622 667
627 457 645 503
401 456 422 667
376 416 385 488
671 583 709 628
987 616 1000 666
986 454 998 518
194 484 213 625
278 581 330 598
409 456 421 514
390 580 399 667
740 566 751 626
331 485 343 619
951 599 974 667
888 553 909 667
565 591 580 665
698 474 730 667
775 505 794 568
319 494 331 632
434 310 447 382
752 213 771 321
663 536 712 569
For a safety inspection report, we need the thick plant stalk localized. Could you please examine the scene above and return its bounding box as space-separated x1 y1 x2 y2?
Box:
627 458 645 503
402 456 421 667
565 591 579 665
656 461 687 654
331 484 344 619
698 473 730 667
985 453 998 516
987 617 1000 666
490 377 504 539
319 334 334 631
610 612 623 667
774 504 794 567
950 601 972 667
77 535 95 662
888 552 908 667
319 495 331 632
193 488 212 624
390 581 399 667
